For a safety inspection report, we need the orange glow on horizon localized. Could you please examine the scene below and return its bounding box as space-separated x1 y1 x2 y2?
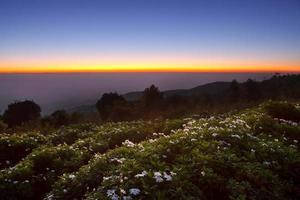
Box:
1 55 299 73
0 64 299 73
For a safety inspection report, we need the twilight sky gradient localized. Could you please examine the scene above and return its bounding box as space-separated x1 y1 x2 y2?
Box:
0 0 300 72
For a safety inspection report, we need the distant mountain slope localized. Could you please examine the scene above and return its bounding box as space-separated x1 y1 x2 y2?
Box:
68 81 231 113
123 81 231 101
67 104 97 114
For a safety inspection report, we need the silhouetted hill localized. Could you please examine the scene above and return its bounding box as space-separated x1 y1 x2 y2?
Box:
124 81 231 101
67 74 300 114
67 104 97 114
165 81 231 97
68 81 231 113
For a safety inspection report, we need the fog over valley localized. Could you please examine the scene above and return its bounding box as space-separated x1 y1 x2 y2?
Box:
0 72 275 114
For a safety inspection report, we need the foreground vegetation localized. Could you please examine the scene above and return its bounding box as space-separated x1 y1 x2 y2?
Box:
0 101 299 199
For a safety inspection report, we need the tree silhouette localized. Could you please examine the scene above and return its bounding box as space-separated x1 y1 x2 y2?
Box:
3 100 41 127
244 79 261 101
229 80 240 102
50 110 70 127
142 84 164 108
96 92 126 121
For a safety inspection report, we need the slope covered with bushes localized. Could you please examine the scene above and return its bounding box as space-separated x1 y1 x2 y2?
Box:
0 102 299 200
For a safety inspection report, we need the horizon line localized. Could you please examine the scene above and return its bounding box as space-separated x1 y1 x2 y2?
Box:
0 69 299 74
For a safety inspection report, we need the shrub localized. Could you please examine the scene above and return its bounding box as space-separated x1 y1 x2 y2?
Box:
264 101 300 122
1 103 299 200
2 100 41 128
0 120 8 132
0 132 46 169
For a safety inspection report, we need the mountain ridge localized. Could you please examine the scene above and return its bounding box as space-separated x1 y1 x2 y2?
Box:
67 81 231 113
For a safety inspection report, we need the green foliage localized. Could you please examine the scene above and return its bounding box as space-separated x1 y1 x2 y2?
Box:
0 119 183 200
0 103 299 200
264 101 300 123
0 132 46 169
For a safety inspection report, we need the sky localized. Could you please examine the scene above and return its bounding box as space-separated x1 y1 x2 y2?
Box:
0 0 300 72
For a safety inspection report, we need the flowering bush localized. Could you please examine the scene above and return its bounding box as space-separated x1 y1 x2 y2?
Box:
264 101 300 123
0 120 183 200
0 132 46 169
0 102 299 199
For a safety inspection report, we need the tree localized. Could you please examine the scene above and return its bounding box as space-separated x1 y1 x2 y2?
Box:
229 80 240 102
244 79 261 101
3 100 41 127
50 110 70 127
96 92 126 121
142 85 164 108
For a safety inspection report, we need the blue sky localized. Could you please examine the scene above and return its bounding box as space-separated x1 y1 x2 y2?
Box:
0 0 300 72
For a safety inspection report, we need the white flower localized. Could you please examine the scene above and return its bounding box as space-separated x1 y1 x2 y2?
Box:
263 161 271 166
110 158 126 164
107 189 116 196
46 193 54 200
155 176 164 183
153 172 164 183
103 176 112 181
149 139 157 143
212 133 218 137
63 189 68 193
107 189 119 200
163 172 172 181
170 171 177 176
135 170 148 178
111 195 119 200
231 134 241 139
129 188 141 196
154 172 162 177
120 188 126 194
122 140 135 147
69 174 76 179
201 171 206 176
191 138 197 142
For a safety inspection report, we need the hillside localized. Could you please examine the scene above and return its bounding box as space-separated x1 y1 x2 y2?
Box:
68 81 231 113
1 101 299 200
67 74 300 116
123 81 231 101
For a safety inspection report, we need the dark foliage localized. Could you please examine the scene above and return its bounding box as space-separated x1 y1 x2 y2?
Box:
3 100 41 127
50 110 70 127
264 101 300 123
244 78 261 101
228 79 240 102
96 93 127 121
142 84 164 108
94 74 300 122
